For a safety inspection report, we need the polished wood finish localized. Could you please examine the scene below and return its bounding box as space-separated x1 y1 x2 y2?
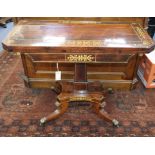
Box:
13 17 147 28
3 21 155 90
2 21 155 126
3 20 154 52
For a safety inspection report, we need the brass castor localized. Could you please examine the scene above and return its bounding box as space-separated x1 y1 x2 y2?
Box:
55 101 61 107
100 101 106 108
112 119 119 127
107 88 114 94
40 117 47 126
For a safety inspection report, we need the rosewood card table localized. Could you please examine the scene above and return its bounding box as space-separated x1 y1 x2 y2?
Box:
2 20 155 126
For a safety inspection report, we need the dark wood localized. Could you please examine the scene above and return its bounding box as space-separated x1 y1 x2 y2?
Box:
2 20 155 126
40 81 119 126
3 20 155 90
3 20 154 52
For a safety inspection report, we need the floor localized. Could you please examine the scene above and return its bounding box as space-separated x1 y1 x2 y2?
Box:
0 51 155 136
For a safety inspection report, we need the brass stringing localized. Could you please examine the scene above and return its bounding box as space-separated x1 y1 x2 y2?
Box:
64 40 103 47
66 54 95 62
135 26 152 46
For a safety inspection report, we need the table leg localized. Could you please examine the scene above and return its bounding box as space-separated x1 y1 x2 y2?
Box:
92 100 119 127
40 99 69 125
40 81 119 127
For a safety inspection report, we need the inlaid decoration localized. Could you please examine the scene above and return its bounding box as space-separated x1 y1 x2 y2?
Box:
132 24 153 46
64 40 103 47
66 54 95 62
69 96 92 102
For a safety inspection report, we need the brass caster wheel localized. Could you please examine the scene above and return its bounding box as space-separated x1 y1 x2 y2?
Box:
112 119 119 127
100 101 106 108
40 117 47 126
55 101 61 107
108 88 114 94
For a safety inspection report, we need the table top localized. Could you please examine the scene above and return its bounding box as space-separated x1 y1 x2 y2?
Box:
2 20 155 52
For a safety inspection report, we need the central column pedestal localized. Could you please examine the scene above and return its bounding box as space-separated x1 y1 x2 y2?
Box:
40 63 119 127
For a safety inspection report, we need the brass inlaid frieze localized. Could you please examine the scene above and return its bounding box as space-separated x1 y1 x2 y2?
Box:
69 96 92 102
66 54 95 62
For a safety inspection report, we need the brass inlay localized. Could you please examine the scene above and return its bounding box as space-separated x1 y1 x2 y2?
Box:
57 20 98 24
66 54 95 62
69 96 92 102
64 40 103 47
134 25 153 46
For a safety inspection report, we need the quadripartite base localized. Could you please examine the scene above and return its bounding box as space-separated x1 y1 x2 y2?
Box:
40 81 119 127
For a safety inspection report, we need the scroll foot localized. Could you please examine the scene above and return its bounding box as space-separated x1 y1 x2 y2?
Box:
40 117 47 126
107 88 114 94
112 119 119 127
40 100 68 125
93 101 119 127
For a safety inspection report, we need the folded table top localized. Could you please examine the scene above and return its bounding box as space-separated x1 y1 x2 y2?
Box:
2 20 155 53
